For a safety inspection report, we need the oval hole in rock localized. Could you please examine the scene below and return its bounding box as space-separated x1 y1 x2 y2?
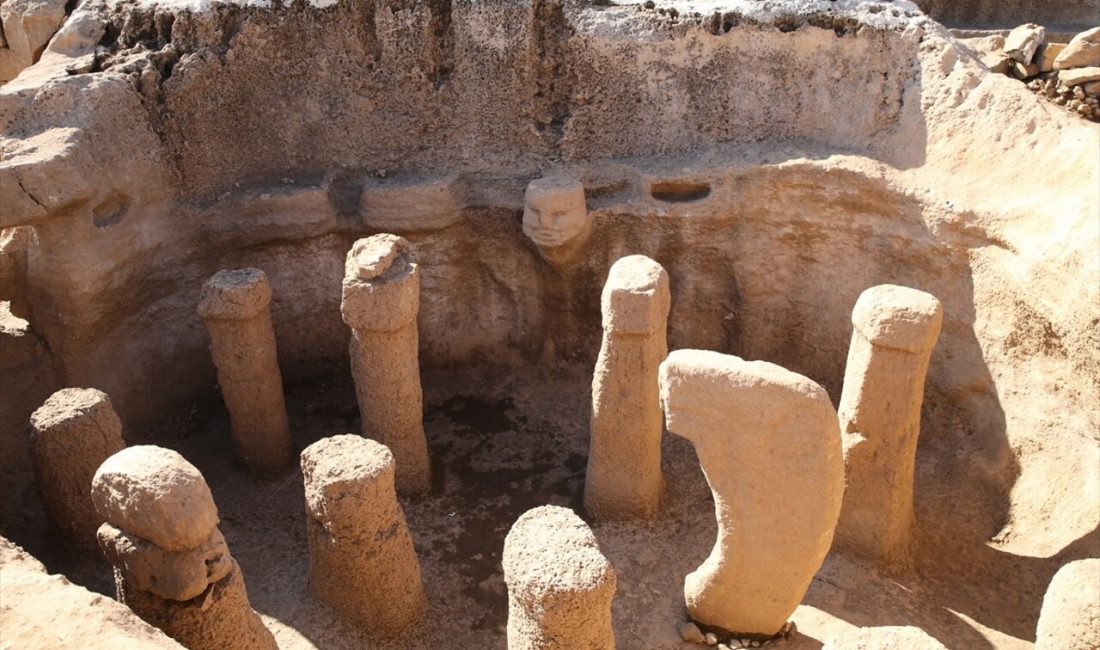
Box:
92 195 129 228
650 180 711 203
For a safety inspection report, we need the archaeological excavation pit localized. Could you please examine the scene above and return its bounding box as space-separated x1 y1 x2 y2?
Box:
1 0 1098 648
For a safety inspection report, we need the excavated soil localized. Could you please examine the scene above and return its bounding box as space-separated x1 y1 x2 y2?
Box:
8 361 1094 649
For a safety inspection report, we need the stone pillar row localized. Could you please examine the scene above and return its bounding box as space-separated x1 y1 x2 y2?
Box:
22 200 947 647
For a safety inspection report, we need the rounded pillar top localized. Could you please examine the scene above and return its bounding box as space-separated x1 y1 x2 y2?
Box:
503 505 615 602
300 434 397 535
91 445 219 552
851 284 943 353
197 268 272 320
341 235 419 332
601 254 671 334
30 387 121 439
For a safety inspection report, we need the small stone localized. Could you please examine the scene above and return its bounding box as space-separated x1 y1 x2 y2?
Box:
1077 103 1092 116
718 645 733 650
741 640 752 647
1082 81 1100 97
1059 66 1100 87
786 621 798 637
1054 27 1100 70
1074 86 1087 100
1004 23 1046 64
1069 99 1082 111
706 632 719 646
1011 61 1039 80
680 621 707 644
751 642 761 648
987 55 1011 75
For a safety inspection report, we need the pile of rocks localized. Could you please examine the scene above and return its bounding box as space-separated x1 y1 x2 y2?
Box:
983 24 1100 122
678 620 798 648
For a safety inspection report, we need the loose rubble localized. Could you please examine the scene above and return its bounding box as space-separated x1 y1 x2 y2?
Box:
983 24 1100 122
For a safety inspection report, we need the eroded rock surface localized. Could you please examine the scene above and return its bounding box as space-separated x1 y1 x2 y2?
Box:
503 505 616 650
659 349 844 637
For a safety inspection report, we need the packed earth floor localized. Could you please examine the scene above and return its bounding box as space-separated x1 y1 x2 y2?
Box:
8 361 1094 649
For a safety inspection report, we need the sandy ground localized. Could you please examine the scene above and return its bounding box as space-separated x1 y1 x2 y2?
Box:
7 361 1086 649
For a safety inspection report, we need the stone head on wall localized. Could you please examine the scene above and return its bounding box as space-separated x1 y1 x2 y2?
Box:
523 176 591 267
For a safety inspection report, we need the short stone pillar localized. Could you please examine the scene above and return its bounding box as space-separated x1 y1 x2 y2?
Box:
300 434 426 637
834 284 943 568
585 255 670 520
29 388 126 549
658 350 844 637
1035 559 1100 650
197 268 292 475
341 235 430 495
91 445 276 650
503 505 616 650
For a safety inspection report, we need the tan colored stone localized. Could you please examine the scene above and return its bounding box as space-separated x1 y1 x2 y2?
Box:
117 560 276 650
1035 559 1100 650
97 524 233 601
341 235 430 495
198 268 292 474
361 175 461 232
1010 61 1039 80
1060 66 1100 87
522 176 591 267
1083 81 1100 97
1 537 184 649
91 446 219 552
29 388 126 549
586 254 670 520
1004 23 1046 65
658 350 843 637
835 285 942 568
1036 43 1067 73
0 0 67 72
1054 27 1100 71
300 434 426 637
823 625 946 649
503 505 616 650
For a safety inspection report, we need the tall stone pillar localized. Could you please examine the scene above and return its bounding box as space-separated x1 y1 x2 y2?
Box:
503 505 616 650
29 387 126 549
585 254 670 520
300 434 426 637
91 446 276 650
197 268 292 475
659 350 844 637
341 234 430 495
834 284 943 568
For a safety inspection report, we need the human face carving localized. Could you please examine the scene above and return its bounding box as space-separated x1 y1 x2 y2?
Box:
522 177 591 266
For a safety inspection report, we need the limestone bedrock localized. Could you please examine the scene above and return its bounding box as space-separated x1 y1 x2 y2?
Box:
586 254 670 520
91 446 219 552
503 505 616 650
1035 558 1100 650
341 235 431 495
300 434 426 636
835 284 942 569
29 387 126 549
659 349 844 637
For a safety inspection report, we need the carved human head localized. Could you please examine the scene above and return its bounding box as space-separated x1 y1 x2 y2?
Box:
522 176 591 267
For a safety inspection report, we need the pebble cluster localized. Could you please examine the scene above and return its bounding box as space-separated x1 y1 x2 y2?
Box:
679 620 798 649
